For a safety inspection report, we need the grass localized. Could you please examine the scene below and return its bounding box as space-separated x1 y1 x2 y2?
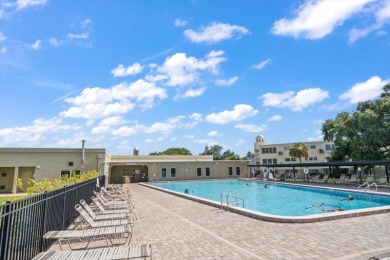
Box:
0 195 28 205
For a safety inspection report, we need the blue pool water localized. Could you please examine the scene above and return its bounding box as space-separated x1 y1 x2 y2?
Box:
149 179 390 216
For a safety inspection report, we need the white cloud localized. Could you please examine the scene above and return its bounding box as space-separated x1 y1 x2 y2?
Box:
235 139 245 146
252 59 271 70
91 125 111 135
29 39 41 50
206 104 259 124
184 22 250 43
111 63 144 77
67 32 89 40
260 88 329 111
49 38 63 48
0 32 6 42
271 0 372 39
174 87 206 100
339 76 389 104
234 124 268 133
215 76 238 86
188 113 203 122
348 1 390 43
267 115 282 122
0 117 81 145
174 18 188 27
16 0 48 10
147 50 227 87
60 80 167 119
112 124 147 137
81 19 91 28
99 116 128 126
0 47 6 54
145 139 154 143
207 131 218 137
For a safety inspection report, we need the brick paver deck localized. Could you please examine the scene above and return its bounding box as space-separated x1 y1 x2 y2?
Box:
128 183 390 260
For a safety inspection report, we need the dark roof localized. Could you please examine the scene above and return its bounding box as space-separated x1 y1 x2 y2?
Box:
248 160 390 168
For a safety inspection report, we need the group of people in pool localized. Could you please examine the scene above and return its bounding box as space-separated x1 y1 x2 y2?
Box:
306 195 355 212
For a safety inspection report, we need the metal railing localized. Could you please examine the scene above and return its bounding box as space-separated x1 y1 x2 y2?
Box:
0 176 104 260
220 192 245 210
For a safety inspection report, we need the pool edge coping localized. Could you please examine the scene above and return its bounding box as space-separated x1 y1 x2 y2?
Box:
139 181 390 223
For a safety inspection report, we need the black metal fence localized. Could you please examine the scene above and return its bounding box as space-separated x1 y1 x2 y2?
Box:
0 176 105 260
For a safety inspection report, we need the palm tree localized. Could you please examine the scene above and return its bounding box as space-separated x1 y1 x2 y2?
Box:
289 143 309 181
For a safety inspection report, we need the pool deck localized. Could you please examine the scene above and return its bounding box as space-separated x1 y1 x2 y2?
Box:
125 181 390 259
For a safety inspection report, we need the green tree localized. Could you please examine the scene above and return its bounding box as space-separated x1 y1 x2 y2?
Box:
150 147 192 155
289 143 309 180
322 84 390 161
221 149 240 160
200 145 223 160
242 151 254 160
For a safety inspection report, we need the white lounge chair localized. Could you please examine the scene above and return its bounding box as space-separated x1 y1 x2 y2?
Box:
75 204 133 229
80 199 130 220
43 224 132 250
32 244 152 260
92 197 132 213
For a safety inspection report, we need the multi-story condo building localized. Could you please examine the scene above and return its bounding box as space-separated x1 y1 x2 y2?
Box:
253 135 335 176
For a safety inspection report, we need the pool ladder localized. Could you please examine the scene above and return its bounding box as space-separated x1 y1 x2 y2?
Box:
220 192 245 210
358 182 378 192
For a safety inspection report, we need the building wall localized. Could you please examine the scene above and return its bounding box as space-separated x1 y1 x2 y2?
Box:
253 135 335 175
0 148 107 193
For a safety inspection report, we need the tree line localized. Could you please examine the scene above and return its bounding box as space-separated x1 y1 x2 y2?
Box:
150 145 254 161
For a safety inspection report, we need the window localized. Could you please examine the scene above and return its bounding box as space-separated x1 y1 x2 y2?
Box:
285 158 291 162
161 168 167 178
61 170 71 177
197 167 202 177
2 172 7 177
261 147 277 154
284 146 291 151
236 167 241 175
170 168 176 178
262 159 267 164
325 144 335 151
205 167 210 177
0 185 5 189
61 170 81 178
272 159 277 164
310 145 316 149
228 167 233 176
291 158 297 161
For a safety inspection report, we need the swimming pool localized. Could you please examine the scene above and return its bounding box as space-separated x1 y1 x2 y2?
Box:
144 179 390 222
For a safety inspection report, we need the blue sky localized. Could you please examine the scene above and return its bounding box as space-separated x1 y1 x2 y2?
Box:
0 0 389 157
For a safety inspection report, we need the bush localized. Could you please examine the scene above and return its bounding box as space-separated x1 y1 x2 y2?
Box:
18 170 100 196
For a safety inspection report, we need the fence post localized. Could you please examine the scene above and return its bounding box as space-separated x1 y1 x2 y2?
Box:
62 186 67 230
0 201 12 260
39 192 48 252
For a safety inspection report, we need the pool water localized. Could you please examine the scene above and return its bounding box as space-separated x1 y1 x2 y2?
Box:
149 179 390 216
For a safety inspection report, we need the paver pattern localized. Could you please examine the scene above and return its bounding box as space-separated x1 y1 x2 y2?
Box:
128 183 390 260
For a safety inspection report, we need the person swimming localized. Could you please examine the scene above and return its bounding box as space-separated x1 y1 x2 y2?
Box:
264 184 269 188
305 202 325 209
338 195 355 201
322 206 344 212
184 189 189 194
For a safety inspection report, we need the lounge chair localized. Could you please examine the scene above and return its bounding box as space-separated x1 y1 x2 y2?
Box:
75 204 133 229
346 175 357 185
93 192 131 210
101 187 131 200
365 175 374 183
378 177 389 186
336 174 346 184
310 174 320 182
318 174 329 183
32 244 152 260
80 199 130 220
42 224 133 250
92 197 132 213
94 190 130 204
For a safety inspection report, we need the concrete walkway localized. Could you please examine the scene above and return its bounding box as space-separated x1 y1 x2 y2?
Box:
128 183 390 260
